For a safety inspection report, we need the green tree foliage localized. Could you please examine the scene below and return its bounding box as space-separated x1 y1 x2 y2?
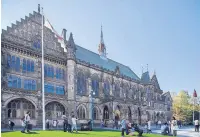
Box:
172 90 199 123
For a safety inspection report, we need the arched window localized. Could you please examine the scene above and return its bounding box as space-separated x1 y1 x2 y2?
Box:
8 75 12 87
45 102 65 119
77 72 87 95
56 68 59 79
12 76 17 88
114 84 120 97
33 39 41 49
31 61 34 72
77 106 86 119
7 54 11 68
92 78 99 96
103 80 110 96
11 56 16 69
32 80 36 90
51 66 54 78
59 68 61 79
16 57 20 72
103 106 109 119
7 99 35 118
17 78 21 88
93 107 98 120
23 59 26 72
56 85 65 95
27 60 31 71
47 65 51 77
45 83 55 93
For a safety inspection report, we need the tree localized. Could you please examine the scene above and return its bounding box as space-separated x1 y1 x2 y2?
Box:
172 90 200 124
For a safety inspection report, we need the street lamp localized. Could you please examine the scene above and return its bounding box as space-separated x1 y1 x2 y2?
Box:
89 91 95 129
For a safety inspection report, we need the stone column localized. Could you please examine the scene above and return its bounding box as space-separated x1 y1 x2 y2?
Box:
36 91 43 128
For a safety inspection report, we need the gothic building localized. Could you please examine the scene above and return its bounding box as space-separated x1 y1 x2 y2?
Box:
1 7 172 127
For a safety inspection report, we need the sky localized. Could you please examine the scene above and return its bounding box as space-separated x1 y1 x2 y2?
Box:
1 0 200 95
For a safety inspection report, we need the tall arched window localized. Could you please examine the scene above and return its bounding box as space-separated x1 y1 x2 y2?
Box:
31 61 34 72
7 54 11 68
77 72 87 95
77 106 86 119
91 77 99 96
11 56 16 69
51 66 54 78
103 106 109 119
23 59 26 72
16 57 20 72
27 60 31 71
103 80 110 96
93 107 98 120
47 65 51 77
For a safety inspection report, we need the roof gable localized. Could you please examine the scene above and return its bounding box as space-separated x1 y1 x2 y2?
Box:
141 71 150 84
76 45 140 80
1 11 65 57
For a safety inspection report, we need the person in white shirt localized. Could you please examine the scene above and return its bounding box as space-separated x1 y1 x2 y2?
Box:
71 115 78 133
171 117 178 136
158 120 162 129
194 120 199 132
21 111 31 133
147 120 151 133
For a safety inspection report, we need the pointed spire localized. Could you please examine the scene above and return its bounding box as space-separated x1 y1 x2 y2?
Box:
147 64 148 72
38 4 40 13
142 66 143 74
68 32 75 46
100 25 104 44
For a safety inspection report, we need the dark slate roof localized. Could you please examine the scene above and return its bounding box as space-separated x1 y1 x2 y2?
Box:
141 71 150 84
75 45 140 81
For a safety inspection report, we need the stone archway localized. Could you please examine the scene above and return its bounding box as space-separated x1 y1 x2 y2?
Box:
45 101 66 120
6 98 36 119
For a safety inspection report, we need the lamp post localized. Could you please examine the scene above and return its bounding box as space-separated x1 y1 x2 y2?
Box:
89 91 95 129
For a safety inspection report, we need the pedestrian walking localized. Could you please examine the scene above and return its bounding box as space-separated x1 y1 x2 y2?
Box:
147 120 152 133
46 119 50 130
194 119 199 132
71 115 78 133
171 117 178 136
21 111 31 133
68 115 72 132
62 113 68 132
158 120 162 129
8 120 15 130
120 116 126 137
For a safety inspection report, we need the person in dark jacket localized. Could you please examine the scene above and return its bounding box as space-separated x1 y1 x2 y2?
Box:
8 120 15 130
62 112 68 132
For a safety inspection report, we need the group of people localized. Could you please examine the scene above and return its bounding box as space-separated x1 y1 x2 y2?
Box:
160 117 178 136
61 113 78 133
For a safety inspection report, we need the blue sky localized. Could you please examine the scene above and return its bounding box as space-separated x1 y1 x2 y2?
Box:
2 0 200 95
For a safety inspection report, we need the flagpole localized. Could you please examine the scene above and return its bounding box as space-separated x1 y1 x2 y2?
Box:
41 7 46 130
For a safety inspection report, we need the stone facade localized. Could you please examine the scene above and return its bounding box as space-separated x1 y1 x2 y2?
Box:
1 9 172 127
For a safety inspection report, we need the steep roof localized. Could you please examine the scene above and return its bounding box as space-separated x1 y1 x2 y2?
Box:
141 71 150 84
76 45 140 81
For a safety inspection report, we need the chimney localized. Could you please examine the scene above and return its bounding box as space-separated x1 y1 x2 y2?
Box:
38 4 40 13
63 29 67 41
